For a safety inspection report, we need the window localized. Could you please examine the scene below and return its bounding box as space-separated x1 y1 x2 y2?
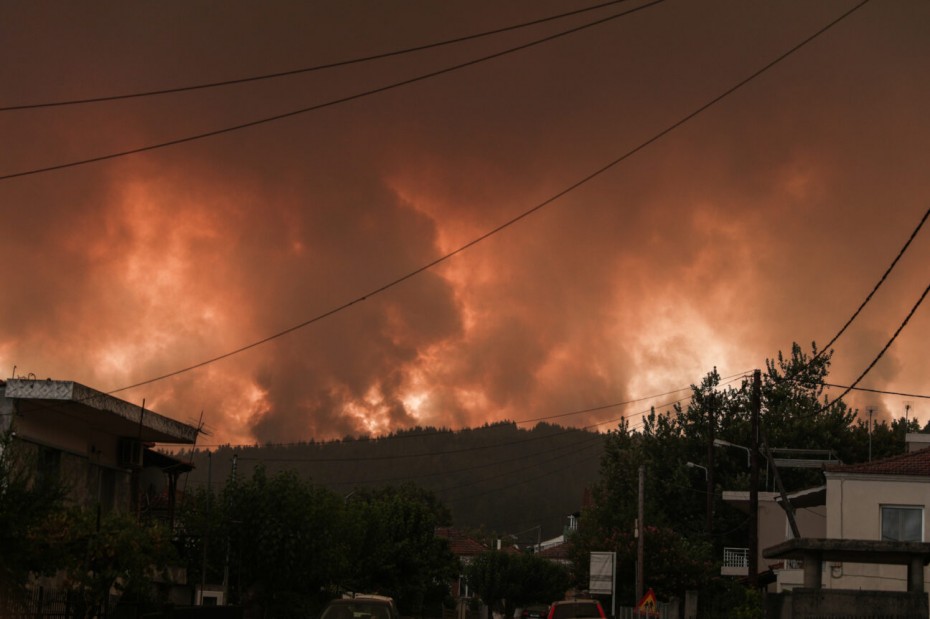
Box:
35 445 61 488
881 505 923 542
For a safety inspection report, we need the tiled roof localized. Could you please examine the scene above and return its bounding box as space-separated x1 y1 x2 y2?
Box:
435 527 488 556
537 542 571 560
825 448 930 477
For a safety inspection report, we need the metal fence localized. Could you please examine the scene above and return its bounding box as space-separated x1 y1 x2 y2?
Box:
615 603 674 619
722 546 749 569
0 591 245 619
0 588 107 619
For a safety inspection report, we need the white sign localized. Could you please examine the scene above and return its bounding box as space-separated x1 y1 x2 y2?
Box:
589 551 615 595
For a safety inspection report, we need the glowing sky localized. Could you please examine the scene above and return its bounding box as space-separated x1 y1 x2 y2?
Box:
2 0 928 446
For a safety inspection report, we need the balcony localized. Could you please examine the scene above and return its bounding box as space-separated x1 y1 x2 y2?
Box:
722 546 749 576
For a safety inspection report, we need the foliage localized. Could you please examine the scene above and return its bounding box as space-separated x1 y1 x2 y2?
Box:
226 466 344 617
569 525 715 607
573 342 908 606
698 577 763 619
55 509 178 619
465 550 570 618
340 483 459 616
176 468 458 618
179 422 604 541
0 430 67 601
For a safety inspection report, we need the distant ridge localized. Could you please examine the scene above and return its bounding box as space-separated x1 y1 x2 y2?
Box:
177 421 605 539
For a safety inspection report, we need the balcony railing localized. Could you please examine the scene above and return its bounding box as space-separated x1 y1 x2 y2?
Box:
722 547 749 576
723 547 749 568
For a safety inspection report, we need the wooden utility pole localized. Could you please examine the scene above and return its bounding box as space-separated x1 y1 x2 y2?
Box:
706 392 715 536
749 370 760 588
636 465 644 604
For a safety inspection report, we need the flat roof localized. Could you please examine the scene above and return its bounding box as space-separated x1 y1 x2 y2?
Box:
764 538 930 565
3 379 198 444
722 486 826 509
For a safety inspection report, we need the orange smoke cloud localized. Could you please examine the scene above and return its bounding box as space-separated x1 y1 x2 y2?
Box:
1 1 929 444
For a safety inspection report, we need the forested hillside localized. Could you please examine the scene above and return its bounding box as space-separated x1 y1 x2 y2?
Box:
176 421 605 540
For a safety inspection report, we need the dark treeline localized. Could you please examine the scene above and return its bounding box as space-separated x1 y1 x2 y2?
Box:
176 421 605 541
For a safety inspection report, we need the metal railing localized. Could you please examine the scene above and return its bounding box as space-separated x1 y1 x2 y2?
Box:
0 588 107 619
616 603 673 619
723 547 749 568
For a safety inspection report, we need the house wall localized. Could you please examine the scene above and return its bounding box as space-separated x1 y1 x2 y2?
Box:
6 393 136 511
754 496 826 574
12 438 132 510
824 473 930 591
12 402 124 470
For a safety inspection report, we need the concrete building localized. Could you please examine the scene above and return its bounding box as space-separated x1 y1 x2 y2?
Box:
757 435 930 617
0 377 198 518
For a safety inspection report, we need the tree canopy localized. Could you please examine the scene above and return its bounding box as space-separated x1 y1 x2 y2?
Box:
572 342 920 611
465 550 570 618
176 467 459 618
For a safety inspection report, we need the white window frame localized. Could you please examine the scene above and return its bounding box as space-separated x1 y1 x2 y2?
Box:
880 504 924 542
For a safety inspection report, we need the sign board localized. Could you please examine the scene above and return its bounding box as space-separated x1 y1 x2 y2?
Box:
635 588 658 616
589 551 615 595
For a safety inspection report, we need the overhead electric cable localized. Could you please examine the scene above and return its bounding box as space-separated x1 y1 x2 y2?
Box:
818 206 930 358
0 0 638 111
822 383 930 400
443 446 603 504
820 279 930 414
235 425 603 462
0 0 666 181
512 370 750 424
184 371 748 452
97 0 869 398
318 432 604 487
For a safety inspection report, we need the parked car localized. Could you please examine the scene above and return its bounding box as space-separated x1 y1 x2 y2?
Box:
320 595 400 619
547 599 606 619
520 604 550 619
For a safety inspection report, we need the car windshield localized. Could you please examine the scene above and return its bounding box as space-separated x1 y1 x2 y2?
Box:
322 602 393 619
550 603 601 619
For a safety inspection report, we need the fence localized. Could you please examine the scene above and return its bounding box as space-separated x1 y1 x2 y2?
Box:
615 602 675 619
0 588 106 619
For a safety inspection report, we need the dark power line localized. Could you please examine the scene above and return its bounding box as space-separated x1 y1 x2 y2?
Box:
0 0 639 111
100 0 869 398
0 0 666 181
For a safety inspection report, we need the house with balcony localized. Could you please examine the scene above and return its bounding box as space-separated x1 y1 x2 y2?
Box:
718 447 836 584
1 377 201 610
757 439 930 618
1 377 198 518
720 487 827 584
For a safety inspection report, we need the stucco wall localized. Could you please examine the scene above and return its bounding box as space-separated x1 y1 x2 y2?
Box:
825 474 930 591
11 439 132 510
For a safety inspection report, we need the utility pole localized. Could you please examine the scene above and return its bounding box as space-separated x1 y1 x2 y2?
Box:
706 391 715 536
868 408 874 462
749 370 760 588
636 465 644 604
223 454 238 605
201 451 212 604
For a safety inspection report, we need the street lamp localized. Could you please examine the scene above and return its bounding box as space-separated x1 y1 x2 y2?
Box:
714 438 770 490
686 461 708 481
713 438 751 467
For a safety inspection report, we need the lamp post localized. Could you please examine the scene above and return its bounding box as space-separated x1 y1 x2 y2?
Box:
714 438 770 490
713 438 750 467
686 461 708 481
